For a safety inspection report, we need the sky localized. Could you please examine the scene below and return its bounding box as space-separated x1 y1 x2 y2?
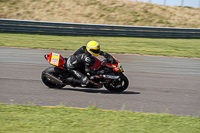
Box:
131 0 200 8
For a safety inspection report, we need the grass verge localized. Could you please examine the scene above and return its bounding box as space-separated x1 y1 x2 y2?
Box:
0 104 200 133
0 33 200 58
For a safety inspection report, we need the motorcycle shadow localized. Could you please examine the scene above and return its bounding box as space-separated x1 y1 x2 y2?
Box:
56 87 140 94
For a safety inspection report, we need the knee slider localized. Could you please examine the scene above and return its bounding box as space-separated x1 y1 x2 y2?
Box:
81 77 89 84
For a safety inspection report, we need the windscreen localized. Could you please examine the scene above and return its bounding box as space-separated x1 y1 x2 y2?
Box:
106 54 118 64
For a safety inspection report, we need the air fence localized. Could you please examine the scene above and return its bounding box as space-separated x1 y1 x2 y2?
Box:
0 19 200 39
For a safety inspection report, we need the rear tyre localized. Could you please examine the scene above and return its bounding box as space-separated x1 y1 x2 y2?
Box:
104 73 129 92
41 67 66 88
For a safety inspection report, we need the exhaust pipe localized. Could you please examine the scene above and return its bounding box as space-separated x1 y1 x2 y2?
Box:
42 71 63 85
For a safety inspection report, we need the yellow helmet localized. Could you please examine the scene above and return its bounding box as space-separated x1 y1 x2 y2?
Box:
86 41 100 57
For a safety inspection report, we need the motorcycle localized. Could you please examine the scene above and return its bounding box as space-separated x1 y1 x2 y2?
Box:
41 52 129 92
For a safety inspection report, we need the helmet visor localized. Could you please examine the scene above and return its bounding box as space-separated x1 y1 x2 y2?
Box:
90 49 100 54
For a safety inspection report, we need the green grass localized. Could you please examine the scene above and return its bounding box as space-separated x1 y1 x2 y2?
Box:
0 104 199 133
0 33 200 58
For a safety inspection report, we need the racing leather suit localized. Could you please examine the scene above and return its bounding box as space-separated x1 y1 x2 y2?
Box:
65 46 107 85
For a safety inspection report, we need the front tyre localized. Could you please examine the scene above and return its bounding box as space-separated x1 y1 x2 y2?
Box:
104 73 129 92
41 67 66 88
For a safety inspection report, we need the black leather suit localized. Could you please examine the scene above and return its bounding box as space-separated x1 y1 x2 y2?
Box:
66 46 106 85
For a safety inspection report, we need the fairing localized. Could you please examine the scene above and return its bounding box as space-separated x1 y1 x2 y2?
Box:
90 57 102 70
92 55 124 73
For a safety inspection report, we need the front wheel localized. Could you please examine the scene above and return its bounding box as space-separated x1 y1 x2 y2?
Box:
104 73 129 92
41 67 66 88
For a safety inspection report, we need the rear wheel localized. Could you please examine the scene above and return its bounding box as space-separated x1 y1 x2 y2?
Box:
41 67 66 88
104 73 129 92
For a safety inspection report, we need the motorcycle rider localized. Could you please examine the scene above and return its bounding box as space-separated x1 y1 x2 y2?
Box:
65 40 109 86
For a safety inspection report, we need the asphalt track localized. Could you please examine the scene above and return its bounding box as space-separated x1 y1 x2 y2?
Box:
0 47 200 117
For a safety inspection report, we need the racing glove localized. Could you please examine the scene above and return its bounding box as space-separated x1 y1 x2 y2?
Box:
100 51 109 58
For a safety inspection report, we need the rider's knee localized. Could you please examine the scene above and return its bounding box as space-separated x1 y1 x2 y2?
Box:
81 77 89 85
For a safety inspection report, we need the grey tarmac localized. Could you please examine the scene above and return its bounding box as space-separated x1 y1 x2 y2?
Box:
0 47 200 117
